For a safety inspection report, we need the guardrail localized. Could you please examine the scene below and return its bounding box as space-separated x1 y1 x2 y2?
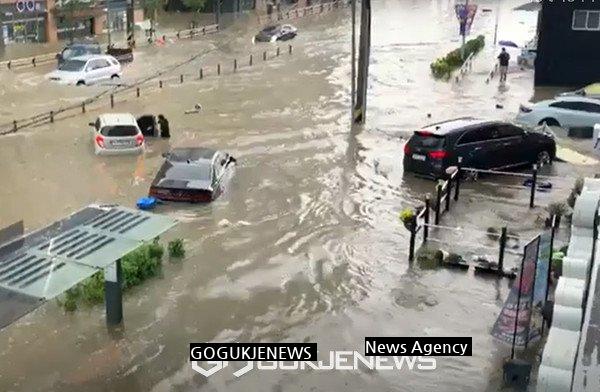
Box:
453 52 475 83
0 23 219 71
0 44 294 136
258 0 349 24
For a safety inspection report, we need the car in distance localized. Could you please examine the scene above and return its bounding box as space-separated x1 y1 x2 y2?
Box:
149 147 236 203
403 118 556 179
516 96 600 128
254 24 297 42
56 41 102 66
557 82 600 99
89 113 145 155
46 54 121 85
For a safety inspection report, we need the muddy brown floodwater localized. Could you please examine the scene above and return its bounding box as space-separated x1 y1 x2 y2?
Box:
0 1 595 391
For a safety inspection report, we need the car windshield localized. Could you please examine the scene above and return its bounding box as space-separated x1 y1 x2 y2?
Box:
411 132 445 149
101 125 139 137
58 60 86 72
263 26 279 32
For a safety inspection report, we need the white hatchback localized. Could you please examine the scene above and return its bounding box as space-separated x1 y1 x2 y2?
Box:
46 54 122 86
90 113 145 155
516 96 600 128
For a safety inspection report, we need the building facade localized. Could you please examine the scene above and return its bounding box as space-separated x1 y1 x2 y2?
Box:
536 1 600 87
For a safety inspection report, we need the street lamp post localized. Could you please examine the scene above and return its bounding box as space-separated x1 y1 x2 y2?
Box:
460 0 469 59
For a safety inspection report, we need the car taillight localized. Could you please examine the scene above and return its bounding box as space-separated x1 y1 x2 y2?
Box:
403 143 411 155
428 150 449 160
135 134 144 146
519 104 532 113
95 135 105 148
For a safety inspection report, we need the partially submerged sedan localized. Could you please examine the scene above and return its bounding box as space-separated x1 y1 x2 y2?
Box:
149 148 236 203
254 24 297 42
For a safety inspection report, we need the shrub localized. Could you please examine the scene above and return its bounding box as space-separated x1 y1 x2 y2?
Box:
399 208 415 224
60 241 165 311
168 239 185 259
430 35 485 79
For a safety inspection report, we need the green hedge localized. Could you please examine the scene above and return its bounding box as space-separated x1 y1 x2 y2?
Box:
430 35 485 79
59 239 184 311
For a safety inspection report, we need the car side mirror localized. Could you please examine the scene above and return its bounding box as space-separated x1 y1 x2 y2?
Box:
56 53 61 60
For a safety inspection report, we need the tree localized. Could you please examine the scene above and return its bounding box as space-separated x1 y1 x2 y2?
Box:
183 0 208 12
144 0 163 36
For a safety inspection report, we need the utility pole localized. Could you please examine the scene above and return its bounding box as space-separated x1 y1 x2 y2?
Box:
126 0 135 45
352 0 371 124
107 0 112 46
493 0 499 45
214 0 221 27
351 0 356 113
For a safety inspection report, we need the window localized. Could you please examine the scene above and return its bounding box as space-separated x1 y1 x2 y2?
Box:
496 124 524 139
101 125 139 137
572 10 600 31
457 127 494 145
550 101 600 112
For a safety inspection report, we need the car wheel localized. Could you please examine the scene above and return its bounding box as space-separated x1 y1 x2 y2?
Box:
536 150 552 166
538 118 560 127
76 80 85 86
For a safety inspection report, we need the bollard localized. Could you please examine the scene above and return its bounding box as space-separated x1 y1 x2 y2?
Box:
110 94 114 108
498 227 507 276
435 183 442 225
180 74 184 83
289 45 293 54
445 179 451 212
529 164 538 208
176 31 180 39
13 120 17 132
49 110 54 123
82 102 86 113
136 87 140 97
217 63 221 75
423 196 430 244
234 59 237 71
263 51 267 61
454 157 462 201
249 54 253 66
276 47 280 56
32 58 36 67
159 80 163 88
203 27 206 35
199 68 203 79
408 215 417 263
7 61 11 69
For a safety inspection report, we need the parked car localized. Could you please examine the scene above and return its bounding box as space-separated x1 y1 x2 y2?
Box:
89 113 145 155
149 147 236 203
517 38 536 68
557 82 600 99
403 118 556 179
56 41 102 66
46 54 122 86
516 96 600 128
254 24 297 42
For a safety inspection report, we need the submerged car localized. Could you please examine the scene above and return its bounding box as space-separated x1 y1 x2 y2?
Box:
56 41 102 66
46 54 121 85
558 82 600 99
254 24 297 42
517 96 600 128
89 113 145 155
403 118 555 179
149 147 236 203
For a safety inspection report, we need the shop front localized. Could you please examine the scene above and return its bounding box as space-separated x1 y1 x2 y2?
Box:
0 0 47 44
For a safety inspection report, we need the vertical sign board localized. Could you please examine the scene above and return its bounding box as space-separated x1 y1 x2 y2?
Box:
455 3 478 35
491 236 541 347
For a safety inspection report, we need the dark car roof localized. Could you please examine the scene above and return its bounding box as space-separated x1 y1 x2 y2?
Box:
164 147 218 163
419 117 493 135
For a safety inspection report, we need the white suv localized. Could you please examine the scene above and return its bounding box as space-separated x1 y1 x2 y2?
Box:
516 97 600 128
46 54 122 86
90 113 145 155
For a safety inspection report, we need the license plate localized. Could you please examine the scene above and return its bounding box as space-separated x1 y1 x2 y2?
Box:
412 154 426 161
112 140 131 146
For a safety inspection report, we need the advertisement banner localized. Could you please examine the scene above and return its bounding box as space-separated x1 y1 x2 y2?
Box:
491 236 541 347
455 3 478 35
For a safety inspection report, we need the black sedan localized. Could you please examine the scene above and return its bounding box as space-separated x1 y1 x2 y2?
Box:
254 24 297 43
149 147 236 203
403 118 556 179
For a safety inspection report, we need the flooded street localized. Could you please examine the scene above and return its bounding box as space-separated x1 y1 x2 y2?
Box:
0 1 596 391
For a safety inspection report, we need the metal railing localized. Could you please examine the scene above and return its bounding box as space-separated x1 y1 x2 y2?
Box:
454 51 475 83
258 0 349 24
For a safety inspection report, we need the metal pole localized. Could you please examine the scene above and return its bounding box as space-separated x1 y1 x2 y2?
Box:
351 0 356 116
525 240 541 349
353 0 371 124
455 157 462 201
409 215 417 263
107 0 112 47
493 0 499 46
445 180 451 212
104 259 123 326
461 0 469 60
530 164 538 208
511 256 525 359
435 183 442 225
498 227 507 276
423 197 430 243
545 215 557 303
